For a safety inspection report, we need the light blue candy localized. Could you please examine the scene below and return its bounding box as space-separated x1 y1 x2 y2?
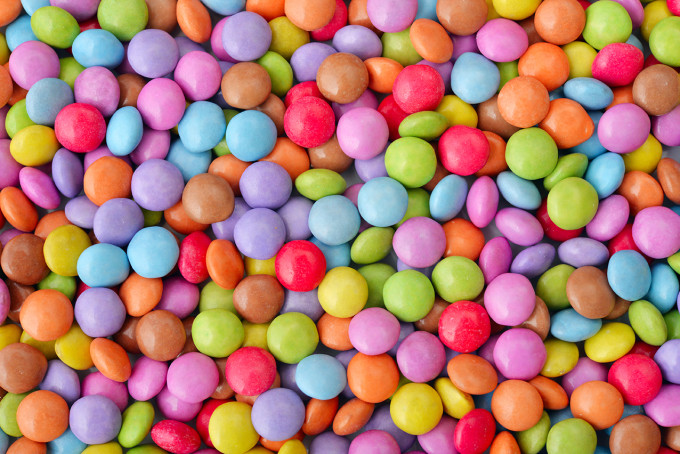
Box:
563 78 614 111
594 447 611 454
25 77 73 126
496 171 541 210
357 177 408 227
308 195 360 246
626 34 644 53
178 101 227 153
0 429 7 454
201 0 245 15
607 250 652 301
451 52 500 104
551 308 602 342
548 407 574 426
646 263 680 314
569 110 606 159
6 15 38 51
166 139 211 182
310 237 351 271
672 205 680 217
106 106 144 156
585 152 625 198
48 428 86 454
127 226 180 279
415 0 437 20
21 0 50 15
225 110 277 162
295 354 347 400
429 174 467 222
76 243 130 288
71 29 124 69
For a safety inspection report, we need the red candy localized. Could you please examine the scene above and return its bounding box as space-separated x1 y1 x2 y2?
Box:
392 65 445 114
54 103 106 153
196 399 228 448
284 96 336 148
454 408 496 454
607 223 650 263
608 354 663 406
438 126 490 176
629 340 660 358
438 301 491 353
378 94 409 141
591 43 644 87
275 240 327 292
178 231 211 284
310 0 348 41
151 420 202 454
537 199 583 242
225 347 277 396
284 81 325 108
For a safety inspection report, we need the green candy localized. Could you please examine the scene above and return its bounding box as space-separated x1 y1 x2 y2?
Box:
543 153 588 191
397 188 431 226
199 281 237 314
127 446 167 454
0 392 29 437
358 263 396 308
398 111 449 141
385 137 437 188
119 401 154 448
31 6 79 49
517 412 550 454
536 265 575 311
59 57 85 89
431 256 485 303
37 272 76 300
267 312 319 364
97 0 148 41
213 110 240 156
383 270 435 322
256 52 293 97
650 16 680 66
505 128 558 180
546 418 597 454
295 169 347 200
192 309 244 357
547 177 599 230
381 29 421 67
497 60 519 91
582 0 632 50
141 208 163 227
350 227 394 265
669 251 680 275
665 310 680 340
629 300 667 346
5 99 36 139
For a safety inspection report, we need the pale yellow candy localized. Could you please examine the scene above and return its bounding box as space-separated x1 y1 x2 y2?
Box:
563 42 598 79
642 0 672 41
278 440 306 454
82 442 123 454
20 331 57 360
245 256 276 276
0 324 22 351
243 322 270 351
622 134 663 173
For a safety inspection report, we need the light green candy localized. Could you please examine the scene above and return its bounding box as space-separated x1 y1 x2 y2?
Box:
629 300 667 346
97 0 148 41
214 110 240 156
199 281 237 314
497 60 519 90
383 270 435 322
546 418 597 454
295 169 347 200
0 393 29 437
431 256 485 303
358 263 396 308
119 401 154 448
257 52 293 97
543 153 588 191
381 29 422 67
267 312 319 364
37 272 76 300
350 227 394 265
517 412 550 454
397 188 431 226
582 0 632 50
127 446 167 454
398 111 449 141
192 309 244 357
59 57 85 89
669 251 680 275
664 310 680 340
547 177 599 230
141 208 163 227
31 6 80 49
506 128 558 180
385 137 437 188
5 99 36 139
650 16 680 66
537 265 575 311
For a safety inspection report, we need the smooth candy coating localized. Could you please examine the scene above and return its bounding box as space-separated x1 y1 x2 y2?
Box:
127 29 178 79
71 29 124 69
295 354 346 400
275 240 326 292
592 43 643 87
336 107 388 160
137 78 186 131
25 78 74 126
607 250 652 301
227 110 278 161
74 288 126 338
221 62 271 110
127 356 168 402
632 206 680 259
131 159 184 212
484 273 535 326
251 388 305 441
74 67 119 118
136 310 186 362
76 243 129 288
234 208 286 260
493 328 546 380
392 217 445 269
0 343 47 394
8 40 60 90
69 395 122 445
182 173 234 224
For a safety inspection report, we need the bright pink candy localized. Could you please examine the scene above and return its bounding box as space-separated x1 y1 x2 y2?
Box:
438 126 490 176
478 237 513 285
275 240 327 292
178 231 211 284
476 18 529 63
151 420 202 454
418 416 458 454
392 217 447 268
157 386 202 422
591 42 644 87
454 409 496 454
632 206 680 259
284 81 325 107
392 65 445 114
467 176 499 229
225 347 277 396
438 301 491 353
137 78 187 131
597 102 650 154
8 41 60 90
483 273 536 326
284 96 336 148
336 107 389 160
128 356 169 402
349 307 401 355
608 354 662 406
311 0 348 41
174 51 223 101
495 207 544 247
18 167 61 210
54 103 107 153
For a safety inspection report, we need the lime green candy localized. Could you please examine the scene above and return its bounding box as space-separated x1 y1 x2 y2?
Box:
192 309 244 357
5 99 36 139
126 445 167 454
543 153 588 191
497 60 519 90
38 272 76 300
242 321 269 350
383 269 435 322
650 16 680 66
583 0 632 50
547 177 599 230
358 263 396 308
295 169 347 200
256 52 293 97
119 401 154 448
141 208 163 227
397 188 431 226
350 227 394 265
82 442 123 454
668 251 680 275
267 312 319 364
97 0 148 41
536 265 575 311
385 137 437 188
31 6 80 49
59 57 85 89
0 392 29 437
381 29 422 67
665 310 680 340
505 128 558 180
584 322 635 363
268 16 309 60
629 300 667 346
431 256 485 303
199 281 236 314
517 411 550 454
546 418 597 454
398 111 449 141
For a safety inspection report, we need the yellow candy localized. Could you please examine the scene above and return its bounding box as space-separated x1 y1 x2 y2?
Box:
492 0 541 20
390 383 443 435
485 0 501 20
622 134 663 173
242 321 270 351
434 377 475 419
269 17 310 60
436 95 478 128
0 33 9 65
0 324 22 350
20 331 57 360
245 449 274 454
9 125 60 166
278 440 306 454
318 267 368 318
245 256 276 277
541 339 579 377
209 402 259 454
82 442 123 454
642 0 672 41
563 42 598 79
44 225 92 277
55 324 94 370
584 322 636 363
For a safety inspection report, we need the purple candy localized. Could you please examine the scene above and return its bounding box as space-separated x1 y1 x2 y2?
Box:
157 386 202 422
75 288 127 338
128 356 168 402
81 372 129 412
52 148 84 198
175 36 205 58
129 129 171 165
251 388 305 441
393 217 446 268
479 236 512 285
39 359 81 405
418 60 453 88
221 11 272 62
93 198 144 246
451 34 479 60
417 416 458 454
69 395 122 445
8 41 60 90
396 259 434 278
0 280 9 324
65 195 99 229
349 430 400 454
0 139 22 189
510 243 556 278
74 66 120 117
562 357 608 397
332 90 379 119
174 51 222 101
278 363 306 399
349 307 401 355
291 42 337 82
239 161 292 209
50 0 99 21
131 158 185 211
495 207 544 246
332 25 382 60
363 406 416 452
355 151 388 182
211 17 236 62
598 103 650 154
277 196 313 242
366 0 418 33
478 333 501 370
18 167 60 210
652 105 680 147
654 339 680 384
397 331 446 383
493 328 547 380
644 384 680 427
0 229 22 247
233 208 286 260
558 237 609 267
166 353 219 404
155 276 199 319
84 146 132 171
127 29 179 78
476 18 529 62
281 289 325 321
310 432 351 454
585 194 630 241
212 197 251 242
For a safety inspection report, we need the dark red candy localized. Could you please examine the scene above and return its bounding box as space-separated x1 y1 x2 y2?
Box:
454 408 496 454
275 240 326 292
378 94 409 141
151 420 201 454
54 103 106 153
537 199 583 242
178 231 211 284
195 399 228 448
608 224 651 263
438 301 491 353
284 96 336 148
392 65 445 114
608 354 662 406
628 340 660 358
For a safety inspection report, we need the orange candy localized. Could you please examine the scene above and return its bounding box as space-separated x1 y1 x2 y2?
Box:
348 0 380 33
20 289 73 342
617 170 664 215
8 81 28 106
475 131 508 177
0 0 22 27
303 397 339 436
119 272 163 317
83 156 133 206
90 338 132 383
570 380 624 430
260 430 304 451
317 313 353 351
208 154 250 196
7 437 46 454
447 354 498 395
176 0 212 43
205 239 244 289
164 200 209 235
442 218 485 261
529 375 569 410
0 187 38 232
260 137 310 181
409 19 454 64
489 431 521 454
284 0 336 31
16 390 69 442
534 0 586 45
332 398 374 436
491 379 544 431
497 76 550 128
518 43 570 92
608 85 634 110
346 353 399 403
0 64 12 108
246 0 285 21
364 57 403 94
34 211 71 240
539 98 594 149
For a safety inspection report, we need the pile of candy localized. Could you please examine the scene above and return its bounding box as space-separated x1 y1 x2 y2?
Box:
0 0 680 452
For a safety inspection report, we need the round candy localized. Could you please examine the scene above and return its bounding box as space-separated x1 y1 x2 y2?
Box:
295 354 347 400
0 343 47 394
477 18 529 62
251 388 305 441
390 383 442 435
397 331 445 383
131 159 184 212
632 206 680 259
54 103 106 153
392 65 445 114
74 288 125 338
127 29 179 78
598 103 650 154
582 0 632 50
316 52 369 104
234 208 286 260
137 78 186 131
438 301 490 353
69 395 122 445
450 52 500 104
357 177 408 228
16 390 69 443
438 126 489 176
239 161 292 210
336 107 388 160
547 177 599 230
182 173 235 224
484 273 535 326
493 328 547 380
227 110 278 161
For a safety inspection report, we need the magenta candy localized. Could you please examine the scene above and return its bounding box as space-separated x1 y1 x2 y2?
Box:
225 347 277 396
344 184 363 206
451 34 479 60
137 78 187 131
151 420 201 454
561 357 608 397
643 384 680 427
610 0 644 27
652 105 680 147
417 60 453 89
493 328 547 380
166 352 219 404
349 307 401 355
0 139 22 189
591 43 643 87
478 237 512 285
392 217 446 268
484 273 535 326
18 167 61 210
74 66 121 118
157 386 202 422
81 372 129 412
585 194 630 241
366 0 418 33
211 17 236 62
50 0 99 21
396 331 446 383
476 18 529 63
598 103 651 154
454 409 495 454
632 206 680 259
128 356 169 402
477 334 501 371
336 107 389 160
155 276 200 319
466 176 499 229
174 51 223 101
84 146 132 171
0 280 9 325
0 106 9 139
417 416 457 454
8 41 60 90
494 207 544 246
129 128 171 165
0 229 22 247
349 430 401 454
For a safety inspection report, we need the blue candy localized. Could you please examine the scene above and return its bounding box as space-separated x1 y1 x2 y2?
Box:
106 106 144 156
308 195 361 246
357 177 408 227
295 354 347 400
25 77 74 126
310 237 351 271
584 152 625 198
607 250 652 301
178 101 227 153
200 0 245 15
451 52 500 104
563 78 614 111
166 139 211 182
429 174 468 222
496 171 541 210
48 428 86 454
415 0 437 20
76 243 130 288
6 15 37 51
225 110 277 162
646 263 680 314
127 226 180 279
21 0 50 15
569 110 606 159
71 29 124 69
551 308 602 342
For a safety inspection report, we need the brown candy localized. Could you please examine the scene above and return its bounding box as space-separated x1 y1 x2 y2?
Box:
221 62 272 110
135 310 186 361
0 343 47 394
566 266 616 319
415 298 448 333
516 296 551 340
181 316 198 355
117 73 146 108
6 280 33 323
0 234 49 286
665 425 680 450
211 357 236 400
114 316 141 354
308 134 354 173
316 53 369 104
182 173 235 224
232 275 285 324
605 296 632 320
519 16 544 46
436 0 488 36
632 64 680 116
144 0 178 32
657 157 680 205
609 415 661 454
476 95 521 140
254 93 285 136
